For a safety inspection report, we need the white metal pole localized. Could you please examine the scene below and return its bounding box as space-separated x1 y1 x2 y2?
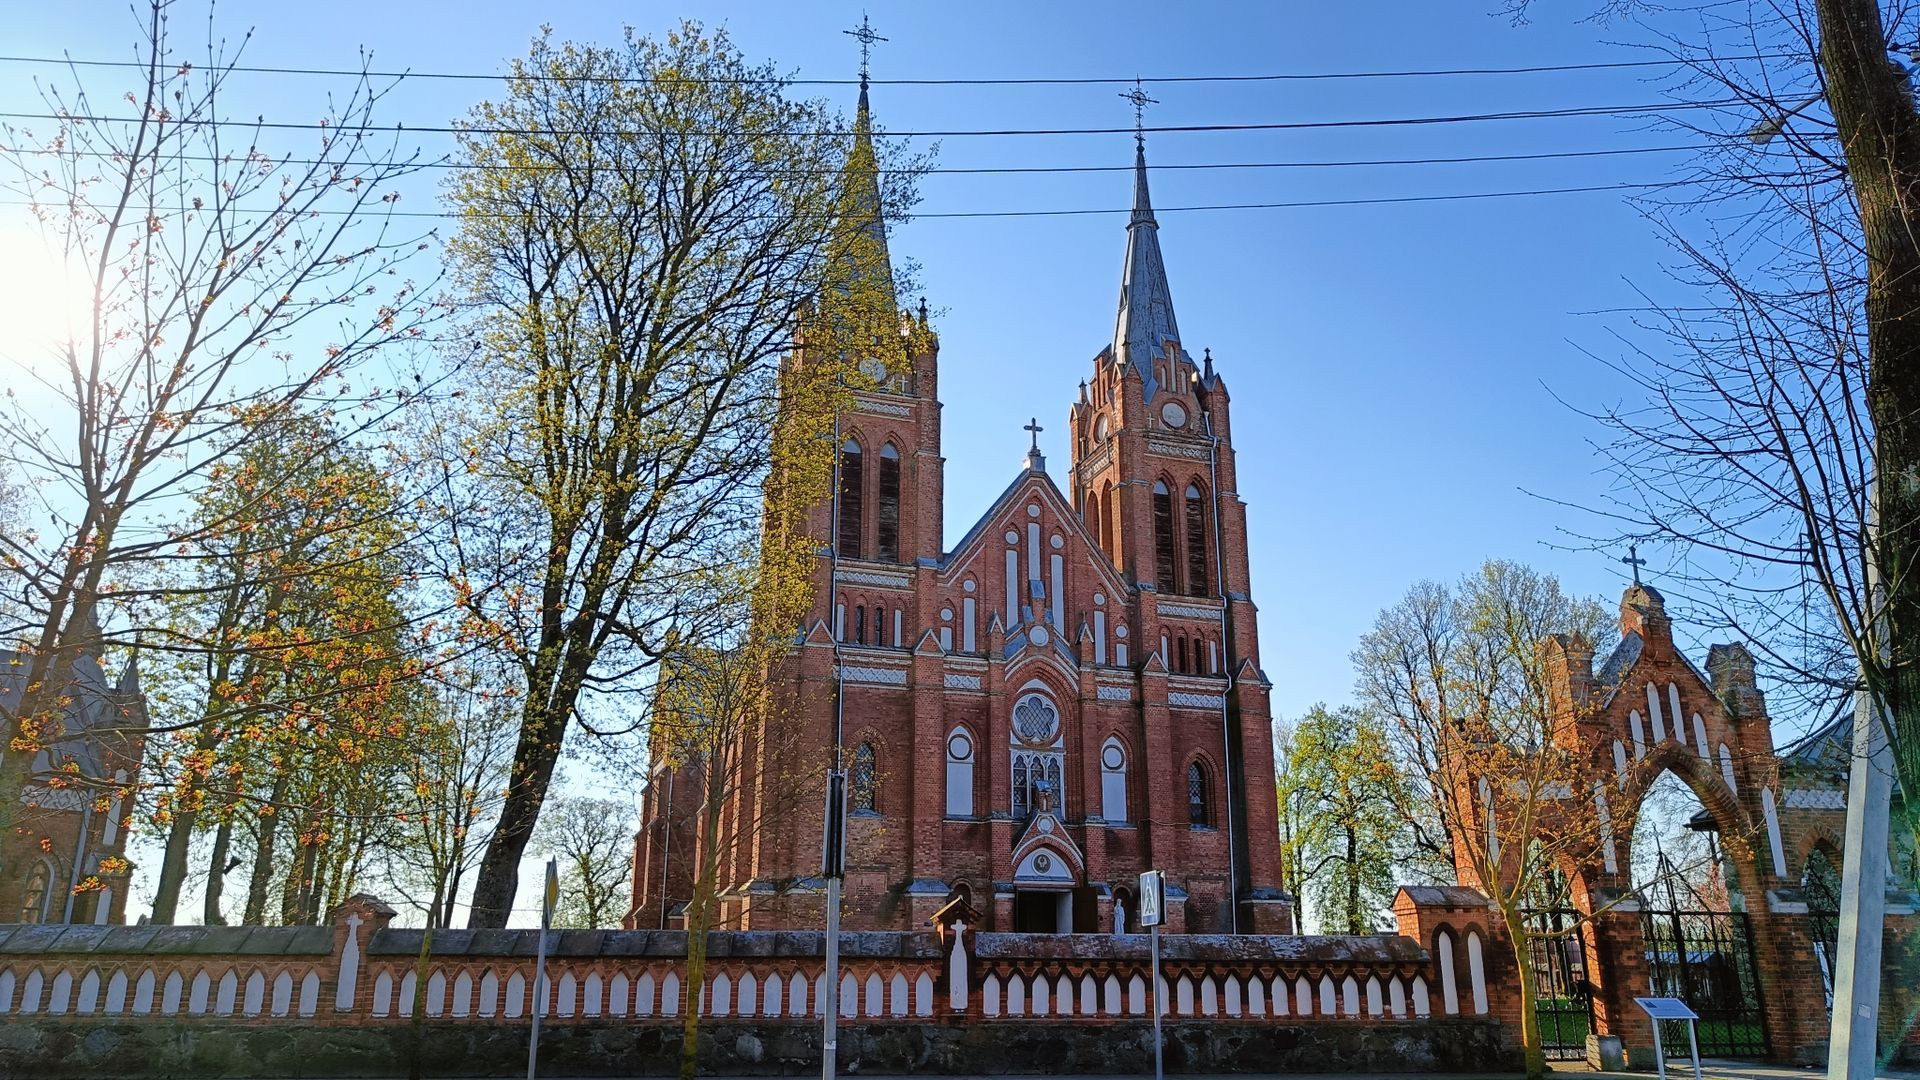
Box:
1828 686 1893 1080
1652 1020 1667 1080
823 874 842 1079
528 880 551 1080
1830 482 1894 1080
1686 1019 1702 1080
1150 923 1164 1080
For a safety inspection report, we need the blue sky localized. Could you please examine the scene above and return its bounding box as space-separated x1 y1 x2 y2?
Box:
0 2 1784 920
2 0 1706 716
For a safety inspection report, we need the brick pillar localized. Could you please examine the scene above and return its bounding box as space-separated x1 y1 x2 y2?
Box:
1391 887 1520 1035
1750 900 1845 1065
326 894 395 1018
907 630 947 927
1884 903 1920 1065
1585 906 1654 1066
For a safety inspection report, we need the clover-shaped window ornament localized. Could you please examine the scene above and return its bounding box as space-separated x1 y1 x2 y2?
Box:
1013 694 1059 745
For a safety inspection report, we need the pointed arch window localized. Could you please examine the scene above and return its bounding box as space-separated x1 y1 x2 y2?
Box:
851 742 878 813
1152 481 1176 592
19 859 51 923
837 440 864 558
877 443 901 562
1187 762 1212 827
1184 483 1209 596
1099 481 1115 555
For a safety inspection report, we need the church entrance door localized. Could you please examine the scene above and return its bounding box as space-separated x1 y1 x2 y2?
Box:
1013 890 1072 933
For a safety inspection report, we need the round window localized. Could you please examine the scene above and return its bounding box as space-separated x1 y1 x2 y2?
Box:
948 732 972 761
1102 743 1125 771
1161 400 1188 428
1013 694 1060 744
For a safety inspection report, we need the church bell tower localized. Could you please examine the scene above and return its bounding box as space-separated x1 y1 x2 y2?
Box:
1068 134 1250 621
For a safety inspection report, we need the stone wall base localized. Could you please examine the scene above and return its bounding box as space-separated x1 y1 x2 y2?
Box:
0 1018 1518 1077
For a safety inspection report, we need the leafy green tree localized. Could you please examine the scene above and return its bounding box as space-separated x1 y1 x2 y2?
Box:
143 413 420 925
1278 704 1406 934
437 22 907 928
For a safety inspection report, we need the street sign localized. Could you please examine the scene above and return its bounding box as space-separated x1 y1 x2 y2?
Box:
1138 870 1166 928
543 859 559 926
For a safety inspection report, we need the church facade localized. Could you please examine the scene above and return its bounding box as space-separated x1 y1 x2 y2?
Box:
628 86 1288 936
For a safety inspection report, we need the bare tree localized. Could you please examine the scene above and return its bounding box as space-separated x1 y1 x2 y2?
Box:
647 559 825 1080
0 0 437 884
534 794 634 929
1355 561 1635 1080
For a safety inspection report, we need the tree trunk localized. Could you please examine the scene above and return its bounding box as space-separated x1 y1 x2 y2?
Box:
148 805 197 925
467 694 574 927
202 815 233 925
1501 902 1546 1080
408 884 440 1080
680 771 731 1080
284 840 320 925
680 878 712 1080
1816 0 1920 796
243 774 288 925
1345 824 1362 935
304 847 328 925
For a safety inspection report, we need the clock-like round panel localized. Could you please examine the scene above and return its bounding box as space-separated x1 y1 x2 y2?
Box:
859 358 889 383
1160 400 1188 428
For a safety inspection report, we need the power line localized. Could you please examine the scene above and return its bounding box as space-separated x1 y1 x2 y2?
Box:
0 180 1694 222
0 52 1798 86
0 97 1747 139
0 142 1709 176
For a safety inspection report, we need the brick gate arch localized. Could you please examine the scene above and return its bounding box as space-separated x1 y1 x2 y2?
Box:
1457 582 1845 1065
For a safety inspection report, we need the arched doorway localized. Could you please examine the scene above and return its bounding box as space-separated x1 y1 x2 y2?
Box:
1629 771 1767 1058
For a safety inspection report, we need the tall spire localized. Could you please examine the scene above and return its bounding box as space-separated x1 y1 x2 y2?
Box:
1112 83 1179 402
829 17 898 321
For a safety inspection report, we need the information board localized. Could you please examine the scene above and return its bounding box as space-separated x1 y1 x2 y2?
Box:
1634 997 1700 1022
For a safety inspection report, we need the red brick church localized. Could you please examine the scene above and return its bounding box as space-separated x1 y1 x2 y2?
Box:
629 84 1288 936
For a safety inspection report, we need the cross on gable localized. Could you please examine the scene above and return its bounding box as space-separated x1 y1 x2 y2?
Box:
1621 544 1648 586
1024 417 1043 453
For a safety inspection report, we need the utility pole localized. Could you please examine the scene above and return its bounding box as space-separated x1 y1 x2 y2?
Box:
528 858 556 1080
821 768 847 1080
1828 689 1893 1080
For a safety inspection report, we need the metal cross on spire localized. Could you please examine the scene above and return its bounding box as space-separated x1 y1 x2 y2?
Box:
1024 417 1044 453
1621 543 1648 586
844 14 887 89
1119 79 1158 149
